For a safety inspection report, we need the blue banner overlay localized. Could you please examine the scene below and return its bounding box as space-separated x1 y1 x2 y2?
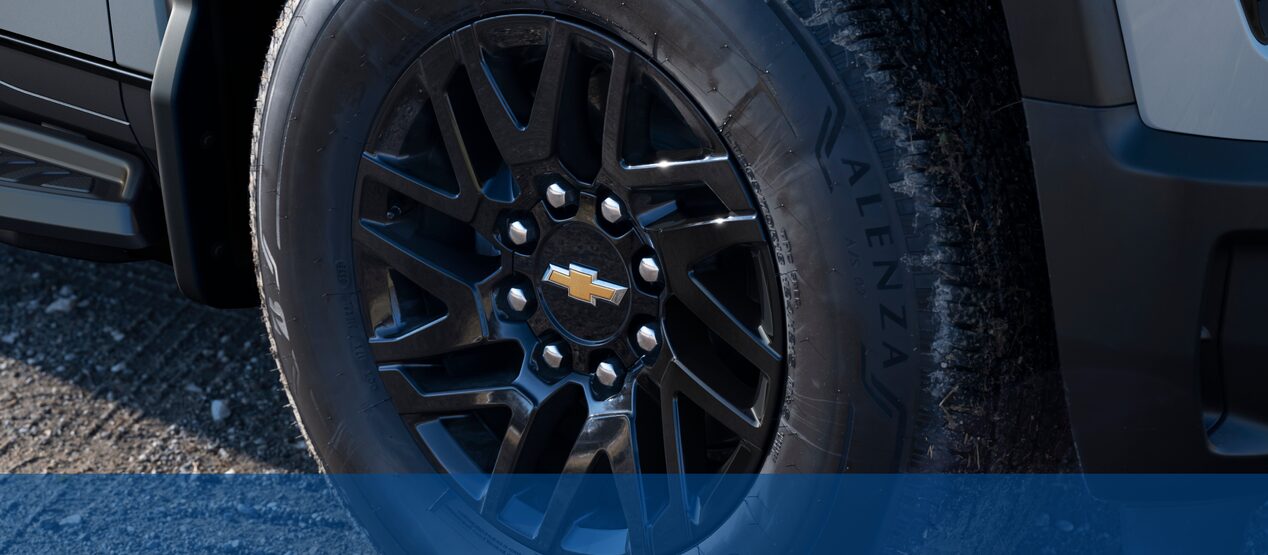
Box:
1 474 1267 553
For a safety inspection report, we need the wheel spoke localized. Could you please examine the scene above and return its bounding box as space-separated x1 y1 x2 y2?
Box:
523 20 572 142
673 280 782 376
535 415 646 548
653 216 782 376
481 406 533 515
652 214 766 267
643 394 700 543
358 153 480 223
453 21 574 165
353 224 488 361
619 156 752 212
412 39 508 217
378 367 530 415
599 48 634 173
667 360 767 447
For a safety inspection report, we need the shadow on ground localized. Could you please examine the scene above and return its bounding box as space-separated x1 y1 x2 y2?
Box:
0 244 315 473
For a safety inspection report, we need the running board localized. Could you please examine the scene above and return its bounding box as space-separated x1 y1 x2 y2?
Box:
0 115 153 250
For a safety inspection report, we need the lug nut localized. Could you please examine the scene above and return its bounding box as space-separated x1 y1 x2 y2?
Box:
542 343 566 369
507 220 535 246
545 183 572 209
595 360 623 387
636 325 659 352
506 287 530 312
638 257 660 284
600 197 624 223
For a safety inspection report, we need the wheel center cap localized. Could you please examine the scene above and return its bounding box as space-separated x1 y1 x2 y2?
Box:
535 223 630 342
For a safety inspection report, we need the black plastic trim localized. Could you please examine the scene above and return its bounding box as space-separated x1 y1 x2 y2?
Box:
0 115 152 250
999 0 1135 106
152 0 281 308
1025 100 1268 473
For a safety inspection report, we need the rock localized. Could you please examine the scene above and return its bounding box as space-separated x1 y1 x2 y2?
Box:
107 328 125 342
235 503 259 518
57 285 73 297
1055 519 1074 532
110 362 127 374
184 383 204 394
211 399 231 422
58 513 83 526
1 332 17 344
44 298 73 314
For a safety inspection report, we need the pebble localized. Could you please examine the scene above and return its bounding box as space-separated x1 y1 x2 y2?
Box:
58 513 83 526
1 332 17 344
44 298 73 314
1055 519 1075 532
211 399 231 422
235 503 259 518
110 362 127 374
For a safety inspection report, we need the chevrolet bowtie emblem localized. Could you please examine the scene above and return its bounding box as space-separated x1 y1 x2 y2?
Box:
542 264 628 306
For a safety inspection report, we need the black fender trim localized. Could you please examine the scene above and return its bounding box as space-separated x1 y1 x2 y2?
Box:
999 0 1135 107
1026 100 1268 473
152 0 281 308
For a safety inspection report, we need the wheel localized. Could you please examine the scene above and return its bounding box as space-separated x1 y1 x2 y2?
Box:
250 0 1071 552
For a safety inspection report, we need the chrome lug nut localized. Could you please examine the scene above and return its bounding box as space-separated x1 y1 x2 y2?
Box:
636 325 659 352
507 220 534 246
595 360 623 387
638 257 660 283
600 197 624 223
506 287 530 312
542 344 566 369
545 183 572 209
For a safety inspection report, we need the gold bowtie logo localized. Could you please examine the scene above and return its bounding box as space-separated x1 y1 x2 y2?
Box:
542 264 628 306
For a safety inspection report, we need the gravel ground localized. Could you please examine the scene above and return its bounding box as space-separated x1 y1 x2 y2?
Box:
0 245 381 552
0 243 313 474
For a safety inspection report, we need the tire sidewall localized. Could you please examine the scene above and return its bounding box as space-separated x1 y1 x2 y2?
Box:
253 0 923 552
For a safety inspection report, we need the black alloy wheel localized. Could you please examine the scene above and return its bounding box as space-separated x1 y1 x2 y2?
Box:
350 15 785 551
255 0 1066 552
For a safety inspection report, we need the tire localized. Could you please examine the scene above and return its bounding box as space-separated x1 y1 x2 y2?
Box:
250 0 1073 552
